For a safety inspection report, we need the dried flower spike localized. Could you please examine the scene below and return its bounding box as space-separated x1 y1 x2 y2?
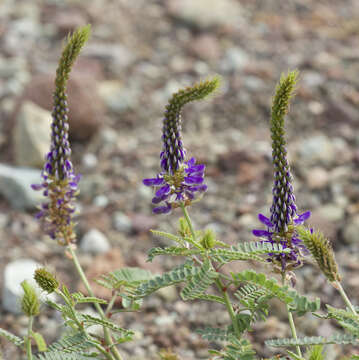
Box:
32 25 91 245
34 268 59 294
297 227 341 282
143 77 220 214
21 280 40 317
253 71 310 272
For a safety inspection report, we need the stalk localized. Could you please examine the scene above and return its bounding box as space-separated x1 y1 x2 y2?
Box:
26 316 33 360
67 245 123 360
181 204 240 336
282 274 302 358
334 281 358 316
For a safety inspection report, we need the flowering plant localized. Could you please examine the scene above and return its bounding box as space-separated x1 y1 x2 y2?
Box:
0 27 358 360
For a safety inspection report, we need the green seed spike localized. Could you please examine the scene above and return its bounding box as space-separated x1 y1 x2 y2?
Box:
21 280 40 317
297 227 341 282
34 268 59 294
55 24 91 92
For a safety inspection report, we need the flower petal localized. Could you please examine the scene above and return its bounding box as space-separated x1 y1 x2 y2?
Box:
153 203 172 214
258 214 273 228
155 184 170 197
294 211 311 225
143 177 165 186
184 175 204 185
252 229 272 237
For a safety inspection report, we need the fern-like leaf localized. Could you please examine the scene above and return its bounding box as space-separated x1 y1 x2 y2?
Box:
147 246 202 262
135 261 198 298
0 327 24 346
150 229 186 246
71 292 107 304
80 314 134 337
180 260 218 300
197 327 229 341
48 332 94 353
210 242 290 264
96 267 154 290
35 352 97 360
266 333 359 347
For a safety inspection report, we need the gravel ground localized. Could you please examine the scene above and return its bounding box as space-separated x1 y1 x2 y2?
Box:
0 0 359 359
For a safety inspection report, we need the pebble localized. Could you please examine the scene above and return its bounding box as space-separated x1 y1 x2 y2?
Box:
13 101 51 168
80 229 111 255
305 166 330 189
2 259 40 314
0 163 44 210
167 0 243 29
317 203 345 223
112 212 132 233
297 134 335 166
220 47 250 72
343 215 359 244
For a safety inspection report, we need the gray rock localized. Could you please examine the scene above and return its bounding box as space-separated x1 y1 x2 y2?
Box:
14 101 51 168
80 229 111 255
297 135 335 166
343 215 359 244
221 47 250 72
305 167 330 189
2 259 40 314
113 212 132 233
0 164 44 210
168 0 243 29
317 204 345 223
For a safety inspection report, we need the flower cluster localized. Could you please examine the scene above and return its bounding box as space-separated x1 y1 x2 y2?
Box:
143 78 220 214
252 71 310 272
32 25 90 244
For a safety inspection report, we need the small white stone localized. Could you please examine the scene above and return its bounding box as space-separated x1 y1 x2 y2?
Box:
3 259 40 314
80 229 111 254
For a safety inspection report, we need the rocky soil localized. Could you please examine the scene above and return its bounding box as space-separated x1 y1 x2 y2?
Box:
0 0 359 359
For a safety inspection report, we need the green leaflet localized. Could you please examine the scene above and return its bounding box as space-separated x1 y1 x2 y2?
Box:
96 267 154 290
135 261 198 298
147 246 202 262
209 242 290 264
180 259 218 300
35 352 98 360
232 270 320 315
71 292 108 304
80 314 134 337
47 332 94 353
197 327 230 342
265 333 359 347
327 305 359 336
0 327 24 346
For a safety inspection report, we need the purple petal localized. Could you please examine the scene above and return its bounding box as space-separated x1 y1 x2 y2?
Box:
155 184 170 197
188 184 208 192
258 214 273 228
153 203 172 214
294 211 311 225
252 229 272 237
31 184 43 191
184 175 204 185
143 177 165 186
152 193 169 204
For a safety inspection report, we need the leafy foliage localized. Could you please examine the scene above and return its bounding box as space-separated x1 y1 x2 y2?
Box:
135 261 198 298
71 292 108 305
180 259 218 300
96 267 154 291
148 246 201 262
208 336 256 360
197 327 230 342
47 333 94 353
35 352 97 360
0 327 24 346
326 305 359 336
232 270 320 316
266 333 359 347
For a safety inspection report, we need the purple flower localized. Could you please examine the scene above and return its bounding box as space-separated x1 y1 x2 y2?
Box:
143 78 220 214
253 211 311 271
143 157 207 214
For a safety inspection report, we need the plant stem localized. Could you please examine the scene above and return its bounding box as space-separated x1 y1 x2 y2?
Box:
215 278 240 337
26 316 33 360
67 245 122 360
180 204 240 337
282 274 302 358
334 281 358 316
105 291 119 317
180 203 197 242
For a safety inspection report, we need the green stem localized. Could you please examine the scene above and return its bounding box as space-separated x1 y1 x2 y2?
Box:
282 274 302 358
180 203 197 242
26 316 33 360
335 281 358 316
180 204 240 337
215 278 240 337
105 291 119 317
67 245 122 360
